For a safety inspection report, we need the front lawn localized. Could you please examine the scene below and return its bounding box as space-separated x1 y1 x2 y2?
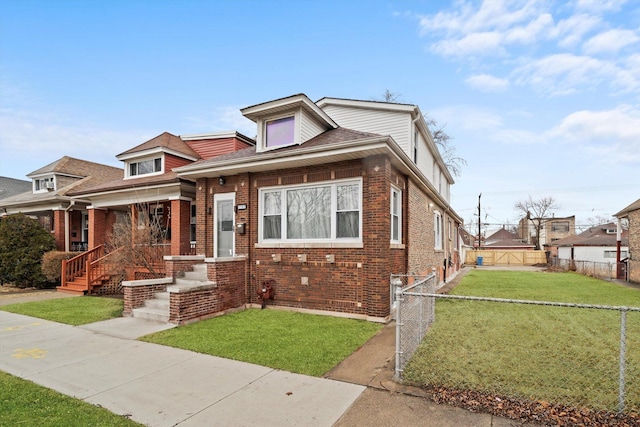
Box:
403 270 640 413
0 297 123 325
0 371 142 427
141 308 382 376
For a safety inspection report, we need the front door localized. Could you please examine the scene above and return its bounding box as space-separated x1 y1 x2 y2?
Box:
214 193 235 257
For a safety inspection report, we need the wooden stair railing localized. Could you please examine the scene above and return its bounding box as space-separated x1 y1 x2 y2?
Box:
87 247 125 290
61 245 105 291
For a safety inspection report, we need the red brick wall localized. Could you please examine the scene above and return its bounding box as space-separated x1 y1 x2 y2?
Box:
123 283 168 316
629 209 640 283
53 210 65 251
193 156 416 320
169 259 247 324
170 200 192 255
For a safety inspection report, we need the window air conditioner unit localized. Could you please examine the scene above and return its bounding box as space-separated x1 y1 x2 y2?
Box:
45 182 54 190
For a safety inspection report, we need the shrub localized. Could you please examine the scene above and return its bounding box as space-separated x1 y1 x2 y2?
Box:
42 251 77 283
0 213 56 288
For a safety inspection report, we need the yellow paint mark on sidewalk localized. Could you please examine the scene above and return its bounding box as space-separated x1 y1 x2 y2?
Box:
13 348 48 359
3 322 42 331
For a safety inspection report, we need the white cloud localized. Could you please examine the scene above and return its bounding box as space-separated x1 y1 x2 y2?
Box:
546 105 640 163
573 0 628 13
551 13 602 48
465 74 510 92
419 0 548 57
582 28 640 55
0 107 148 177
512 53 618 95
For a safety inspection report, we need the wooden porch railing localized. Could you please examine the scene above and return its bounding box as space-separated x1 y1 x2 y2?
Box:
61 245 104 289
60 244 170 294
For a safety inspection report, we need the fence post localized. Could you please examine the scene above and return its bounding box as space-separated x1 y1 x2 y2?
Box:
395 285 403 380
619 308 627 414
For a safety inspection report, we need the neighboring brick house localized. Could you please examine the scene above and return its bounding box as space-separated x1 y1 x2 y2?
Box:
67 131 254 255
615 198 640 283
518 215 576 249
0 157 123 251
174 93 463 321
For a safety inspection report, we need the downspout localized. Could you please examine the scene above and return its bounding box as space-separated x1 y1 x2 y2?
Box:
64 201 75 252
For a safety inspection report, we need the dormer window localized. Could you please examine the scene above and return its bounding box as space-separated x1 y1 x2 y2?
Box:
128 157 162 178
34 177 54 192
266 116 295 148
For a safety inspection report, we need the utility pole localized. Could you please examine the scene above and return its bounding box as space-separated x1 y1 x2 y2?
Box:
477 193 482 249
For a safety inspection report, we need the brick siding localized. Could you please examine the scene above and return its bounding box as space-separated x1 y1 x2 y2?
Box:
629 209 640 283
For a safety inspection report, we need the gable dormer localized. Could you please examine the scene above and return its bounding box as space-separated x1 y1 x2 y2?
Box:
117 132 200 179
241 94 337 153
32 174 55 192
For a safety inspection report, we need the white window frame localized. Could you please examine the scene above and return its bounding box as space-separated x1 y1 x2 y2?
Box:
126 155 164 179
34 176 55 192
434 210 443 250
258 111 301 152
390 186 402 244
258 178 362 244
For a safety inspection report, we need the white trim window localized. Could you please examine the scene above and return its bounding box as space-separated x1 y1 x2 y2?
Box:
391 187 402 243
34 176 54 192
259 179 361 243
127 156 162 178
434 211 443 250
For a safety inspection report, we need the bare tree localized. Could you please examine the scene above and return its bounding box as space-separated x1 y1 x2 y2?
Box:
514 196 559 250
105 205 168 279
374 90 467 177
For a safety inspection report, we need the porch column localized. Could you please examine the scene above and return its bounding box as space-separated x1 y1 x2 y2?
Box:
52 210 65 251
88 208 108 249
170 199 192 256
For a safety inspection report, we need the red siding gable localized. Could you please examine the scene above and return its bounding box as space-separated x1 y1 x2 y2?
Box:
187 137 254 160
165 154 193 171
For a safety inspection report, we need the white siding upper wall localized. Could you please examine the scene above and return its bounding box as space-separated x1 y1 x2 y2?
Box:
416 130 435 181
300 109 327 143
320 105 411 152
557 246 629 263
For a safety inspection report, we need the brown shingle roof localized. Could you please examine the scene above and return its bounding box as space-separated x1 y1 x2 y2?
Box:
27 156 122 178
178 127 381 171
554 223 629 247
615 198 640 217
68 171 190 196
117 132 200 159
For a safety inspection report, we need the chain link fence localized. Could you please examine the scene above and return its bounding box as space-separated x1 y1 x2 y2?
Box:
396 291 640 416
391 273 436 379
551 257 617 281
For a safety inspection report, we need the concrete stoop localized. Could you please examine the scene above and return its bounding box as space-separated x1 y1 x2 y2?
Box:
131 264 215 323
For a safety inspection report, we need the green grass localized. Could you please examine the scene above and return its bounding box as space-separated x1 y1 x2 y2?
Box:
141 309 382 376
0 297 123 325
0 371 142 427
403 270 640 413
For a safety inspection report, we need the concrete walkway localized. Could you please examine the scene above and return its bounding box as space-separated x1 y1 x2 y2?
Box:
0 311 363 426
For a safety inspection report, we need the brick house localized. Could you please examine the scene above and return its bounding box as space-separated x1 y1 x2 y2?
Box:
171 94 463 322
615 198 640 283
518 215 576 249
55 131 254 294
0 157 123 251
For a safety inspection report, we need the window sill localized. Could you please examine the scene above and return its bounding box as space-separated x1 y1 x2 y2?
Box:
255 242 363 249
390 243 405 249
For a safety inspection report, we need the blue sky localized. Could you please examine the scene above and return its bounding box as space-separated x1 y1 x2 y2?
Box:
1 0 639 233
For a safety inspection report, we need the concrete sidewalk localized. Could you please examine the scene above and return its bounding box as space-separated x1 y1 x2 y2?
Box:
0 311 364 426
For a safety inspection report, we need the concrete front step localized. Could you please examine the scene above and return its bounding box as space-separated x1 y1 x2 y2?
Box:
144 298 169 311
132 306 169 323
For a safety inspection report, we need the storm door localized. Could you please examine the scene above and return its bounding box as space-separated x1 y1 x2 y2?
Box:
214 193 235 257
